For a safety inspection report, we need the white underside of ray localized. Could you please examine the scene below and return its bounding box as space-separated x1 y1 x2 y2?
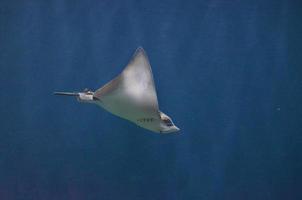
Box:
94 48 160 125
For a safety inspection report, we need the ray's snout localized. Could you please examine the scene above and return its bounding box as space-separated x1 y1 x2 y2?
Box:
170 126 180 133
161 126 180 134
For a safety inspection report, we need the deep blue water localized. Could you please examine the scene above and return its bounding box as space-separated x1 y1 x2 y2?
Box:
0 0 301 199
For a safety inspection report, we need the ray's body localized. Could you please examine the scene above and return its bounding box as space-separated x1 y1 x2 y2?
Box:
54 47 179 133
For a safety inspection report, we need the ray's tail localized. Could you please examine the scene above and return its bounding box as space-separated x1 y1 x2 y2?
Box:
53 92 79 97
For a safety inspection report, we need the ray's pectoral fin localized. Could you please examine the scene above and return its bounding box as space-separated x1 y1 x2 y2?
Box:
93 47 160 120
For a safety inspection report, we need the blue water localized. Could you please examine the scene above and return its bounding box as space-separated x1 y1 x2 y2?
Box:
0 0 301 199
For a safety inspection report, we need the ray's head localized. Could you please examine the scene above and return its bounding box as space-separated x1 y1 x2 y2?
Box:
159 111 180 133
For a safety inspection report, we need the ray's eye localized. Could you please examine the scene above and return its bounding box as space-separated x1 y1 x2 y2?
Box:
163 118 173 127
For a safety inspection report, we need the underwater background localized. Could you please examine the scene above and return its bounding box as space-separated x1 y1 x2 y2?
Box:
0 0 301 199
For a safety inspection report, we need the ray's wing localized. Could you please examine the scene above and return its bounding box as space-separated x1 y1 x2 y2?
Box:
121 47 159 110
94 47 160 121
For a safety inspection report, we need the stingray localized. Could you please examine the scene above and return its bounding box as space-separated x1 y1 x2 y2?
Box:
54 47 179 133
